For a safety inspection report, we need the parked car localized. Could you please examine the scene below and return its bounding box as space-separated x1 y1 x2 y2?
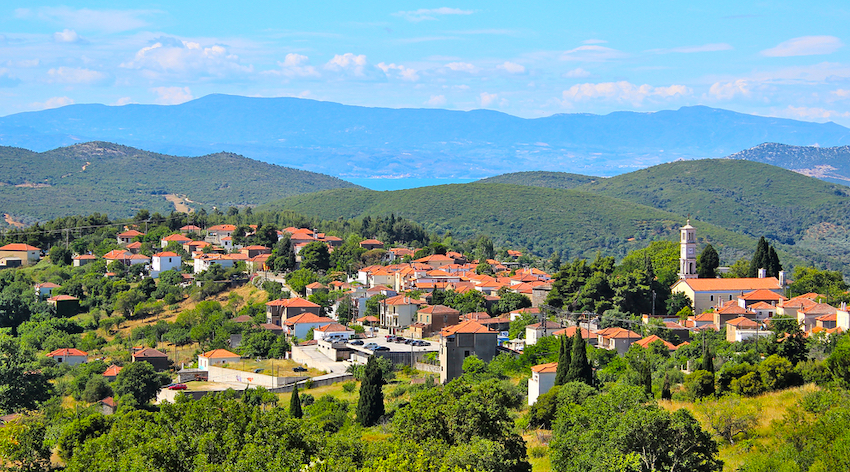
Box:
385 335 396 341
348 339 364 345
394 337 407 343
293 366 308 372
167 383 187 390
374 346 390 351
364 343 379 350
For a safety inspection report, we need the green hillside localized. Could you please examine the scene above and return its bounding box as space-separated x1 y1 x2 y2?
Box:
477 171 598 189
259 183 764 263
0 142 361 225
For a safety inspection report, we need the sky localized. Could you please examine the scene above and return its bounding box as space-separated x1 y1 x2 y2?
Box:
2 1 850 125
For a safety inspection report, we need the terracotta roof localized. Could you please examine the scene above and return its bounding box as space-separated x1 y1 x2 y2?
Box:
315 323 354 333
180 225 202 231
243 245 270 250
73 254 97 260
126 241 143 249
129 254 150 260
153 252 180 257
201 349 240 359
816 313 837 322
531 362 558 373
306 282 327 289
800 303 838 316
99 396 117 408
634 335 677 350
727 316 758 328
384 295 420 306
47 348 87 357
552 326 596 339
749 301 776 310
162 234 191 242
117 230 144 237
357 315 380 323
0 243 41 251
232 315 255 323
284 313 333 326
716 301 755 315
740 289 787 301
672 277 782 292
132 348 167 358
35 282 61 289
260 323 283 331
48 294 78 302
527 320 562 329
102 249 131 260
596 327 641 339
441 320 497 335
102 365 122 377
360 239 384 245
415 254 454 263
418 304 460 315
694 312 715 322
207 224 237 232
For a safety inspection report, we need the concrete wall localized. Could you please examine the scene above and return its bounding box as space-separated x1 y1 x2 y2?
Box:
207 365 307 388
528 371 555 405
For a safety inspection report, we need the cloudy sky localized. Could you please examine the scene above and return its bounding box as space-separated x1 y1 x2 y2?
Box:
2 1 850 125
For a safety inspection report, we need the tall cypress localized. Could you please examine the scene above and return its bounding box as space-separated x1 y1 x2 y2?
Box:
554 335 572 386
567 331 593 386
289 384 302 419
661 374 672 400
748 237 769 277
767 246 782 278
701 349 715 374
356 356 385 427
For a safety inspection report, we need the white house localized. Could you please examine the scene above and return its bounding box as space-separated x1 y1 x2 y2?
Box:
46 348 88 367
198 349 241 370
528 362 557 405
160 233 192 248
151 252 182 277
283 313 334 339
525 320 562 346
193 253 246 273
34 282 60 299
313 323 355 342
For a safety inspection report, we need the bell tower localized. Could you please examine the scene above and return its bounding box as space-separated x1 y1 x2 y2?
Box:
679 219 697 279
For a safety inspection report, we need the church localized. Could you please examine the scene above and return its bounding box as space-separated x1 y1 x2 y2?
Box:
669 220 785 314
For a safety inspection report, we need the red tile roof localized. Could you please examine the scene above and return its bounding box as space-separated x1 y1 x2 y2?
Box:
740 289 787 301
102 365 122 377
162 234 191 242
0 243 41 251
201 349 240 359
207 224 237 232
315 323 354 332
634 335 677 350
48 294 79 302
441 320 497 335
153 252 180 257
531 362 558 373
727 316 758 328
117 230 144 237
47 348 88 357
673 277 782 292
284 313 333 326
132 348 167 358
418 304 460 315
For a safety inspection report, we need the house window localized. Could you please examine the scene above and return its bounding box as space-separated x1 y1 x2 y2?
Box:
464 350 471 358
729 295 733 301
710 295 714 301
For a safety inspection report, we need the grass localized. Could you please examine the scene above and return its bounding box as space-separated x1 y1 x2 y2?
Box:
220 358 325 377
660 384 817 471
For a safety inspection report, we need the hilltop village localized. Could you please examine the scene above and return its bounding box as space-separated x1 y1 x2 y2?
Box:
0 210 848 472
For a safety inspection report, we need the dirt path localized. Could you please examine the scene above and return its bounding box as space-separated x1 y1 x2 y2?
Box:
165 194 194 213
3 214 25 228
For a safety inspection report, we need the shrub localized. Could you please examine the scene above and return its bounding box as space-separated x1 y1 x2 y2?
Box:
731 371 765 397
685 370 715 400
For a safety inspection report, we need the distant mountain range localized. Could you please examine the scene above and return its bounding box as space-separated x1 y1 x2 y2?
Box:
0 142 359 226
1 94 849 179
727 142 850 185
263 159 850 273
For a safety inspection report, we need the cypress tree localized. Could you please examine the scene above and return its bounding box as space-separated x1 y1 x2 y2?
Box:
697 244 720 279
289 384 302 419
642 360 653 397
767 246 782 278
554 335 572 386
356 356 385 427
701 349 715 374
567 331 593 386
748 237 769 277
661 374 672 400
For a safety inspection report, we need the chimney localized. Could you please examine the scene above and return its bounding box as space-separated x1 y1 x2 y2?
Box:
778 270 786 286
758 268 767 279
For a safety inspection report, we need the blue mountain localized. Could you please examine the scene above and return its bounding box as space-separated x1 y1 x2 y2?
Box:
1 94 847 179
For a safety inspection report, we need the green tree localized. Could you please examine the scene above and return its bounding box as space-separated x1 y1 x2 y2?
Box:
0 414 51 472
697 244 720 279
566 331 593 386
767 316 809 365
554 335 572 386
496 290 532 315
113 361 169 406
290 384 303 419
82 375 113 403
285 268 319 296
300 241 331 272
666 292 692 316
826 335 850 387
0 335 51 414
748 237 769 278
49 245 73 266
356 356 385 427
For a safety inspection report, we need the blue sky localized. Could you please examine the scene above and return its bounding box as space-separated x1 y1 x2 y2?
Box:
2 1 850 125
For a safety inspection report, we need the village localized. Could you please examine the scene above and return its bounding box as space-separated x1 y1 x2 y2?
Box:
2 216 846 418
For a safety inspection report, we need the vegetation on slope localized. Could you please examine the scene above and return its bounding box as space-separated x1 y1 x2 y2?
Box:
0 142 360 225
477 171 598 190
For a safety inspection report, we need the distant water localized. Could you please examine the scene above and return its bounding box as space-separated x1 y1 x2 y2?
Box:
344 177 478 191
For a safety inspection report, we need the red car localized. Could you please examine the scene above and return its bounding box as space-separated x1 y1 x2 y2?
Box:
167 383 187 390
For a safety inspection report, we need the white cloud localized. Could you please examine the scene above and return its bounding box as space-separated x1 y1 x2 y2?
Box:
392 7 473 22
31 96 74 110
561 45 627 62
47 66 107 84
324 53 368 75
426 94 447 106
121 38 253 80
21 6 158 33
270 53 320 78
114 97 133 106
709 79 751 100
781 105 850 120
479 92 498 107
498 61 526 74
651 43 733 54
444 62 477 73
53 29 84 43
562 81 691 106
761 36 843 57
563 68 591 78
151 86 193 105
831 89 850 99
377 62 419 81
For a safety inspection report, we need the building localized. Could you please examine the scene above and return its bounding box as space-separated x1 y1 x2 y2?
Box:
46 348 88 366
34 282 60 299
313 323 355 342
726 317 769 342
525 320 562 345
379 295 422 333
0 243 41 266
596 327 641 354
283 313 334 339
671 277 784 314
413 304 460 337
359 239 384 250
102 364 122 381
161 233 192 248
48 295 80 317
265 297 322 325
151 252 182 277
439 320 498 383
117 229 144 245
205 224 237 245
73 254 97 267
528 362 558 405
132 347 170 371
678 220 697 279
198 349 241 370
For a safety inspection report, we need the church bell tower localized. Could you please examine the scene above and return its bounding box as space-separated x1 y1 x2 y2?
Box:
679 219 697 279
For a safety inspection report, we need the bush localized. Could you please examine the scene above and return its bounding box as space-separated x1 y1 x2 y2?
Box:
731 371 765 397
342 381 356 393
685 370 715 400
758 354 801 391
796 359 832 385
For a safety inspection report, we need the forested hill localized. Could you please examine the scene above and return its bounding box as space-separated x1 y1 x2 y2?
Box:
727 142 850 185
476 171 598 189
477 160 850 271
258 183 769 264
0 142 361 226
